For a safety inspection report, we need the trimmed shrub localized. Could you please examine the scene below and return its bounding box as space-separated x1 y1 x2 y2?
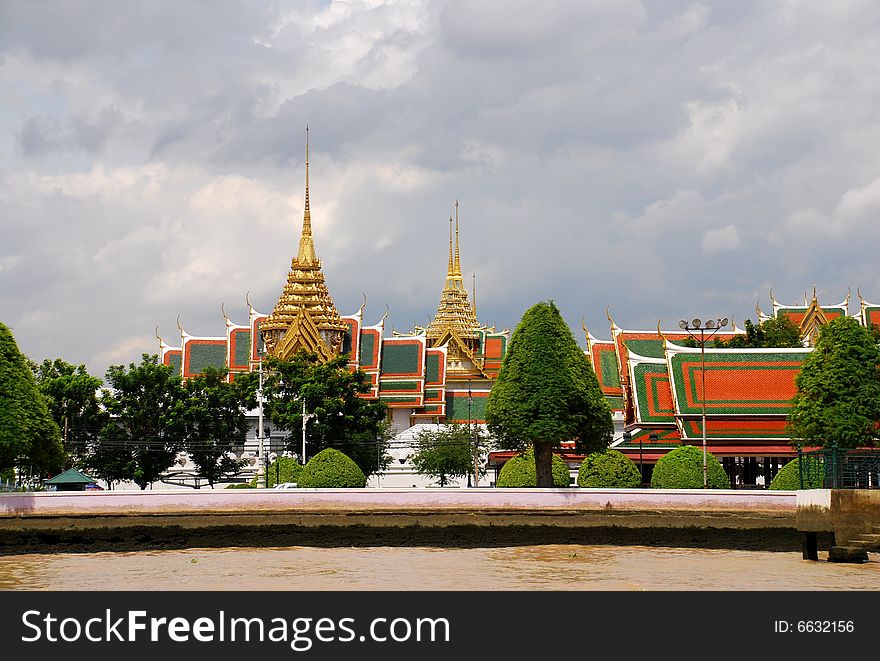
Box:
225 482 253 489
577 450 642 488
266 456 303 488
650 445 729 489
496 448 570 488
299 448 366 488
769 457 823 490
245 456 303 488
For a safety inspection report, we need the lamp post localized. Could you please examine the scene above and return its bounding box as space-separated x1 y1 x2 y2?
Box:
256 357 267 489
300 398 317 465
678 316 728 489
468 381 478 487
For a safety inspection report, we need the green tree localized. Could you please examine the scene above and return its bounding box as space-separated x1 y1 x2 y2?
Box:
85 423 135 490
485 301 613 487
31 358 105 464
245 352 391 476
182 367 248 487
0 323 65 480
410 423 487 487
788 316 880 449
95 354 186 489
679 317 802 349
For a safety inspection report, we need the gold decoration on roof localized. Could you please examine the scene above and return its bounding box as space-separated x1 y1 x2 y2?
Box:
425 201 479 344
423 201 488 376
261 127 347 362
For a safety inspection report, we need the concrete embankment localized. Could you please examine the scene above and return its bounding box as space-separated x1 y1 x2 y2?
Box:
0 488 806 554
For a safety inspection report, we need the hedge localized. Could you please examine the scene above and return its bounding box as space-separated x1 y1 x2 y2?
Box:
577 450 642 488
496 448 570 487
650 445 729 489
298 448 367 488
769 456 823 490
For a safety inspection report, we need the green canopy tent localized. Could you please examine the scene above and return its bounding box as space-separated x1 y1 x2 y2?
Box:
44 468 102 492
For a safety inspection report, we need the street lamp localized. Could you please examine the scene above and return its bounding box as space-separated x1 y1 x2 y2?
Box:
256 357 267 489
467 381 477 487
299 398 317 464
678 317 728 489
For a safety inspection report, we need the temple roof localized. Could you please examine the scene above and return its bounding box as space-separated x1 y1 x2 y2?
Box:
261 128 347 360
424 201 480 343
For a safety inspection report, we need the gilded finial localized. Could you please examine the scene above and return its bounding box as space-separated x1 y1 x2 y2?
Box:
858 286 865 309
472 272 477 320
297 125 316 264
605 306 620 332
447 214 454 276
769 288 778 306
812 284 818 302
453 200 462 279
381 304 390 325
360 292 367 316
657 319 669 351
246 290 252 310
155 325 161 341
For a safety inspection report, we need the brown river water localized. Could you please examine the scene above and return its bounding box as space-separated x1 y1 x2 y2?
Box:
2 545 878 591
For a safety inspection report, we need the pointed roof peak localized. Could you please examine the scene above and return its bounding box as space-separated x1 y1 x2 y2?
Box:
297 125 316 264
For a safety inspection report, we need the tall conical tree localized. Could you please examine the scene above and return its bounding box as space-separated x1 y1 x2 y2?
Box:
486 301 613 487
788 316 880 449
0 322 64 479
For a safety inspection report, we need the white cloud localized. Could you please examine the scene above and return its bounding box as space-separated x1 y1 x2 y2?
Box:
702 223 740 252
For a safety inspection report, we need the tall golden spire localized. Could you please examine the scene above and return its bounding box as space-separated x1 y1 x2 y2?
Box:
297 125 317 264
425 201 479 346
261 127 347 361
453 199 462 278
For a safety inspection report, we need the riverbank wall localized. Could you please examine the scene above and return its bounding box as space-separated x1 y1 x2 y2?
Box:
0 488 808 554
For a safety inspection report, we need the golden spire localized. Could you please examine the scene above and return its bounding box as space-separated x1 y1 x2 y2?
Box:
425 201 479 347
447 214 454 278
453 200 462 278
261 127 347 361
297 125 316 264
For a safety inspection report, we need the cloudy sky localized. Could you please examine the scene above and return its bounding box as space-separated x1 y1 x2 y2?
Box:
3 0 880 378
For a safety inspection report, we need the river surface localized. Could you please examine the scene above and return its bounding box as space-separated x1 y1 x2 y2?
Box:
1 545 878 591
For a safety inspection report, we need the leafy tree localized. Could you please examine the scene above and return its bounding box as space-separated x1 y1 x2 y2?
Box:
94 354 186 489
298 448 366 488
495 448 570 487
0 322 65 479
720 317 802 348
85 423 135 490
410 423 487 487
181 367 248 487
788 316 880 449
650 445 729 489
486 301 613 487
679 317 802 349
31 358 105 463
577 450 642 488
244 352 391 477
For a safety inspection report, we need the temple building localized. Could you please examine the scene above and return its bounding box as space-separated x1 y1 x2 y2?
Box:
155 132 878 489
563 288 868 487
156 133 507 486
